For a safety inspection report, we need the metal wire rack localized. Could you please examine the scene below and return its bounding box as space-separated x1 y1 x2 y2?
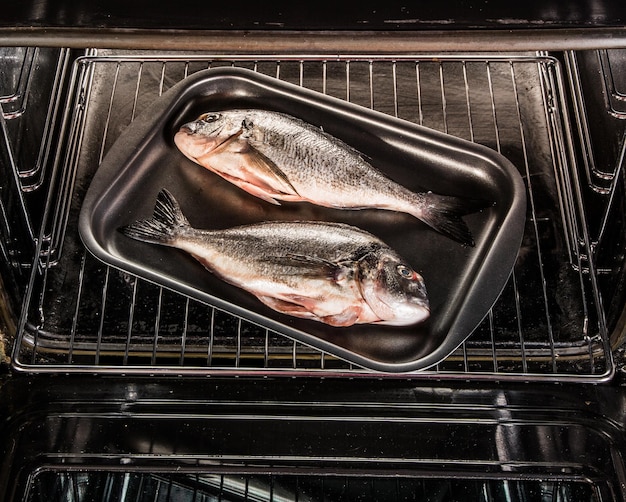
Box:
599 49 626 118
0 47 72 190
0 47 37 119
25 470 606 502
564 50 626 195
8 50 621 379
0 47 73 281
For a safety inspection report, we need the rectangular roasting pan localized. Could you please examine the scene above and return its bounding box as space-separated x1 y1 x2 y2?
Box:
78 67 526 372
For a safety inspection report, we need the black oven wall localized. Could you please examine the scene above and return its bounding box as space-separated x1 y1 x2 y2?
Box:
0 0 626 30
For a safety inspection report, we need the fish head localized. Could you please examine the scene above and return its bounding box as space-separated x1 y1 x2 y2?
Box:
174 111 246 161
357 249 430 326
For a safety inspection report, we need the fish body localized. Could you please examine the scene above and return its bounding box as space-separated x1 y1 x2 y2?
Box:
174 109 484 246
120 189 430 327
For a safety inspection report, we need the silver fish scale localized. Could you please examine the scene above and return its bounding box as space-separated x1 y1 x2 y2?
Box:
187 220 385 268
247 111 414 207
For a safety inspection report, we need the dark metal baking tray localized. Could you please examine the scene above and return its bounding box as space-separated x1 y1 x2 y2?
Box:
79 67 526 372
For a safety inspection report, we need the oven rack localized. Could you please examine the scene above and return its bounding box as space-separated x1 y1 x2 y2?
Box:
0 47 37 119
7 51 618 380
26 470 606 502
0 47 73 280
564 50 626 196
0 47 72 191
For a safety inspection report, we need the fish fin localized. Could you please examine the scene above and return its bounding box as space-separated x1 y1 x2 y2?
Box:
319 310 361 327
199 146 298 204
417 193 492 247
235 180 283 205
209 134 299 199
222 124 298 195
270 253 353 281
257 295 317 316
119 189 189 245
244 145 299 196
257 295 360 326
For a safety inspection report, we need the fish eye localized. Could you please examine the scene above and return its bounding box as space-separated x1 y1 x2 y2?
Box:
200 113 221 123
397 265 414 279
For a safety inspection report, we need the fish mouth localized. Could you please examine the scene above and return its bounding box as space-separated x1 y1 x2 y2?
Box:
387 297 430 314
372 290 430 325
180 121 228 141
175 123 242 160
173 130 209 159
360 287 430 325
383 304 430 326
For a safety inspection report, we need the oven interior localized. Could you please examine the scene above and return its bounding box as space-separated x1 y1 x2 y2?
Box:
1 40 626 501
2 47 626 378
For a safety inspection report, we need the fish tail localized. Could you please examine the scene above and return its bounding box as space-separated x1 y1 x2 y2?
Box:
417 193 491 247
119 189 190 245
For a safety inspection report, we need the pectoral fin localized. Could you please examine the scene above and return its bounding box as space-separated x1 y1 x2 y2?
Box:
201 134 300 203
256 295 360 327
270 254 355 283
257 295 316 315
244 146 299 196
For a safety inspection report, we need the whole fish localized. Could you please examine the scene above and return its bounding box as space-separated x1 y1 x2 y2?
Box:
174 109 485 246
120 189 430 327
